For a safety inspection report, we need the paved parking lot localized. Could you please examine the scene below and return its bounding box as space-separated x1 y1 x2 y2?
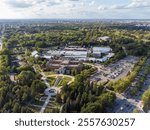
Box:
90 56 139 83
111 58 150 113
107 56 139 81
87 56 150 113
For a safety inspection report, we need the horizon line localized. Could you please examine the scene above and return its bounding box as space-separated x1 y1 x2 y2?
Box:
0 18 150 20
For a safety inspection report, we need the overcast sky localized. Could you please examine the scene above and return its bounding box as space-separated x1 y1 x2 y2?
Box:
0 0 149 19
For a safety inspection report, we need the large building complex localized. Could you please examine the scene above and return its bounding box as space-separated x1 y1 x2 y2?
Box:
44 46 114 62
32 46 114 74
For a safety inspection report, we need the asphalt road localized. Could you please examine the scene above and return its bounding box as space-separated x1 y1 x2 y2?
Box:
111 58 150 113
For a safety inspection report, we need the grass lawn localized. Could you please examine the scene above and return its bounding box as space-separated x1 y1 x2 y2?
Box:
58 76 72 87
47 76 56 86
44 71 57 76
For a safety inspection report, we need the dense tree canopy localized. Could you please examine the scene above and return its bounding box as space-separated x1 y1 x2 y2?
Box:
1 22 150 113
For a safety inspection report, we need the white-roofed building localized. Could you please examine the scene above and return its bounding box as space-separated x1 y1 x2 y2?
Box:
35 45 114 63
47 50 65 57
97 36 112 42
93 47 112 54
42 55 52 59
64 51 88 59
31 51 39 58
92 47 101 57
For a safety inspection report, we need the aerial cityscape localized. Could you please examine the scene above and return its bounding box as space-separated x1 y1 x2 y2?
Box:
0 0 150 113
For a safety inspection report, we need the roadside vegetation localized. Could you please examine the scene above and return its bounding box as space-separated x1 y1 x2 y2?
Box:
130 64 150 96
108 57 147 93
142 87 150 112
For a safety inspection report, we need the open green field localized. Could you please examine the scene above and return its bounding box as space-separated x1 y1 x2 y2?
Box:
47 76 57 86
58 76 73 87
44 71 57 76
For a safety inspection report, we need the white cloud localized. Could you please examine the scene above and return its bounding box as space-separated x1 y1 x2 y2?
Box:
89 1 95 6
2 0 82 9
98 0 150 10
3 0 63 8
98 5 107 10
4 0 34 8
0 0 149 19
126 0 150 8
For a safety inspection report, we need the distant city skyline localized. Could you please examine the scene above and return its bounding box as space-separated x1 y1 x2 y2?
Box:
0 0 150 19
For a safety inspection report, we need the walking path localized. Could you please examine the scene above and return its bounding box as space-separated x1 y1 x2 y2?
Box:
40 76 62 113
33 65 75 112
